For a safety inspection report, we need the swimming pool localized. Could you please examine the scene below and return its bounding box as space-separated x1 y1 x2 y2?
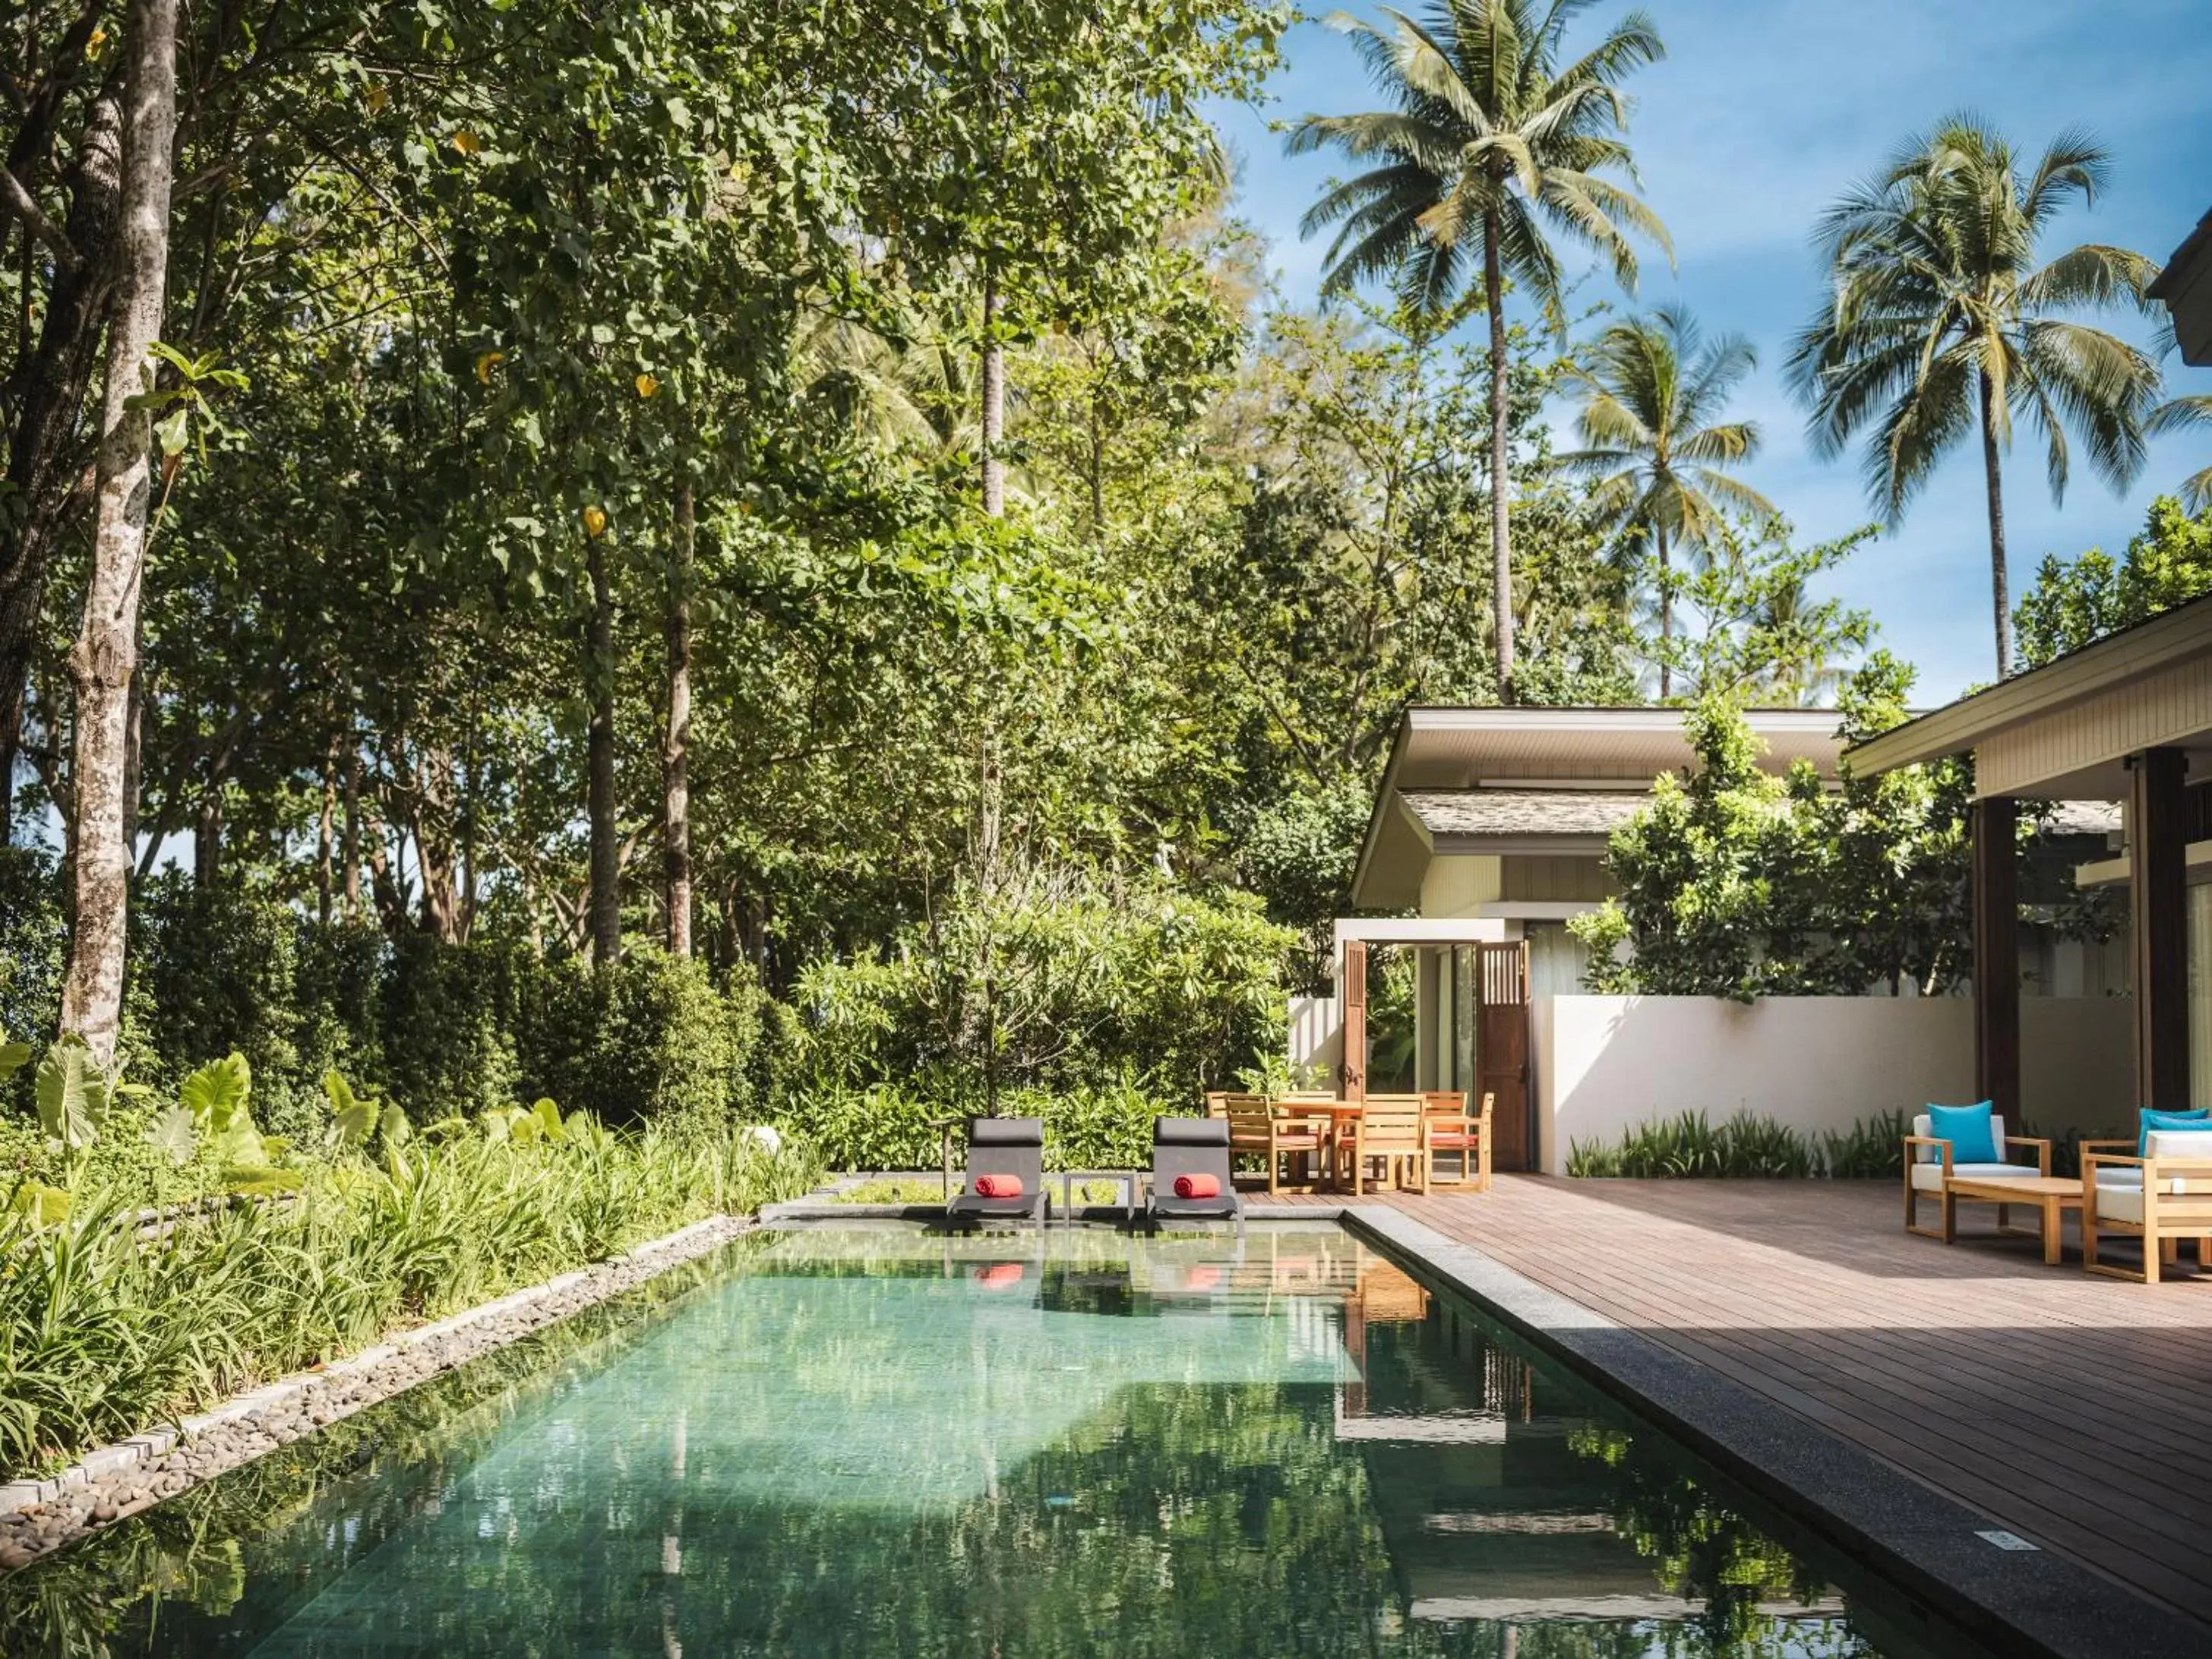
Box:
0 1224 1983 1656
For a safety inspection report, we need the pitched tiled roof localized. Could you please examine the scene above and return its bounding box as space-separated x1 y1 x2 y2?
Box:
1401 790 1648 840
1401 788 2122 842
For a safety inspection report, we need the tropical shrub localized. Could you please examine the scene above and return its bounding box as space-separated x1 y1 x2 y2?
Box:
7 880 777 1131
0 1042 822 1474
780 874 1295 1133
1567 1111 1817 1179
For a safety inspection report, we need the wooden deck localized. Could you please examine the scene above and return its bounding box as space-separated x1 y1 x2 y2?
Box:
1253 1177 2212 1632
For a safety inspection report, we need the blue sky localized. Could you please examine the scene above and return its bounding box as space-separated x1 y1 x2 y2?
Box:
1208 0 2212 701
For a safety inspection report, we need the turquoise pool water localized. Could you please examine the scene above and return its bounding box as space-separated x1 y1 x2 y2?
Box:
2 1225 1971 1657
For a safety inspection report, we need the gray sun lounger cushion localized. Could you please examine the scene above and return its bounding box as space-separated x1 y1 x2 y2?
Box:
1148 1116 1243 1225
946 1116 1048 1222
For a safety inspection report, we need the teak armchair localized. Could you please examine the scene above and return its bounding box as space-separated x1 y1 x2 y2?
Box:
1901 1114 2049 1242
1223 1094 1325 1195
2082 1132 2212 1283
1424 1091 1493 1191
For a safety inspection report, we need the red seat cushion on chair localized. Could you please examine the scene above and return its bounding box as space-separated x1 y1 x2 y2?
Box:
1173 1173 1221 1199
972 1174 1023 1199
1430 1133 1471 1148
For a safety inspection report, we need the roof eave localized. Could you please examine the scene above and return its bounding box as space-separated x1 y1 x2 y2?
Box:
1348 715 1416 910
1845 597 2212 776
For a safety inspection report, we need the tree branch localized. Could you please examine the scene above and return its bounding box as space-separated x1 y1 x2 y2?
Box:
0 166 80 271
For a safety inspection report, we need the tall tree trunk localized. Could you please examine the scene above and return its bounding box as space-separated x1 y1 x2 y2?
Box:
586 532 621 965
58 0 175 1061
192 790 220 885
0 81 125 842
342 745 362 920
1483 216 1514 703
980 270 1006 517
317 738 337 928
1654 524 1672 700
1978 367 2011 678
121 648 143 856
410 744 460 942
663 480 694 957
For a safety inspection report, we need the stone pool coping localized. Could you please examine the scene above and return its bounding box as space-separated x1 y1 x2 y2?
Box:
0 1212 753 1569
1335 1202 2206 1659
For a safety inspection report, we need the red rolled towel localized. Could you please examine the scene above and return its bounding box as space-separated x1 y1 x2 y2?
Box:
1186 1265 1223 1291
972 1173 1022 1199
975 1262 1025 1287
1173 1172 1221 1199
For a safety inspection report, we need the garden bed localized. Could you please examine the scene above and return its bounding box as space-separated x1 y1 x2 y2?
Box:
0 1213 754 1572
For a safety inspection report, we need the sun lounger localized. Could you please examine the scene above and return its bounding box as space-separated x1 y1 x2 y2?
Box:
945 1117 1048 1227
1146 1117 1244 1234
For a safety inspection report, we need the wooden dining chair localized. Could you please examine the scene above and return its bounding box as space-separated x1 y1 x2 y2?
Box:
1424 1091 1493 1192
1351 1095 1429 1195
1224 1094 1325 1195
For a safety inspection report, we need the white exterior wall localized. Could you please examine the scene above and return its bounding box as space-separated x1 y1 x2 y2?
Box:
1533 994 2137 1175
1420 855 1501 918
1288 994 1341 1078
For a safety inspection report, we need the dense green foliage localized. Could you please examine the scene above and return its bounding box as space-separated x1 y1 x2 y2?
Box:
2014 495 2212 668
778 876 1295 1168
0 1059 820 1471
0 855 769 1136
1570 666 1970 1000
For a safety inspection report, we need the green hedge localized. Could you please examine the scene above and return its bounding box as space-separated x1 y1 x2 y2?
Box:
791 1073 1169 1174
0 864 772 1132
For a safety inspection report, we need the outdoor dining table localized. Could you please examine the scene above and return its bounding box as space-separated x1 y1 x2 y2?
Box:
1300 1101 1366 1193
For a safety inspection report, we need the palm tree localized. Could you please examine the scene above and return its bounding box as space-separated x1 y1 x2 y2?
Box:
1289 0 1670 702
1789 116 2161 678
1556 307 1774 696
2147 394 2212 511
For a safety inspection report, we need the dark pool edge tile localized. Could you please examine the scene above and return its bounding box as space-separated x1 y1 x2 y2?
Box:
1337 1202 2207 1659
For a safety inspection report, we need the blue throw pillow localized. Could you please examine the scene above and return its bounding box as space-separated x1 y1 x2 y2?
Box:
1926 1101 1998 1166
2139 1108 2211 1155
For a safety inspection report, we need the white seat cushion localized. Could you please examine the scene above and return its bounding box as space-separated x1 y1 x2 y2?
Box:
1909 1161 2040 1193
2097 1184 2150 1224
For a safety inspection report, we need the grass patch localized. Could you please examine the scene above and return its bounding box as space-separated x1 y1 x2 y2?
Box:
828 1177 954 1205
827 1176 1133 1205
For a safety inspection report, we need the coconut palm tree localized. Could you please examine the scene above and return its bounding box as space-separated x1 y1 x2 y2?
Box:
2147 394 2212 511
1789 116 2161 678
1288 0 1670 702
1556 307 1775 696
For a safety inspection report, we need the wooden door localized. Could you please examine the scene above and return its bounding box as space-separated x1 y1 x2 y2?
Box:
1341 940 1367 1101
1474 941 1531 1171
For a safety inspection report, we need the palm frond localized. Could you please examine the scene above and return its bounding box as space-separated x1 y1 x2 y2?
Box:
2018 242 2157 313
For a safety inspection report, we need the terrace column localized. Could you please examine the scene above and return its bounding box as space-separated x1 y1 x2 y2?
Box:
2131 747 2190 1112
1970 796 2020 1121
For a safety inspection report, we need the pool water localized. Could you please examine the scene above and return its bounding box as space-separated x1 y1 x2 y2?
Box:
2 1226 1972 1657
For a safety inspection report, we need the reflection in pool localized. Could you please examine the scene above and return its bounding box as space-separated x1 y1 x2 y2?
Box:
0 1225 1967 1656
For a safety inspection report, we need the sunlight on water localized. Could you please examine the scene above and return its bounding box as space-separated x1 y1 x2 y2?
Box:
0 1225 1976 1657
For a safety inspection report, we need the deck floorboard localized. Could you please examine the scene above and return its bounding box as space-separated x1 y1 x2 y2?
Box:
1248 1176 2212 1631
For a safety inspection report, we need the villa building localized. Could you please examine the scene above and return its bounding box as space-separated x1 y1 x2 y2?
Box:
1307 704 2135 1174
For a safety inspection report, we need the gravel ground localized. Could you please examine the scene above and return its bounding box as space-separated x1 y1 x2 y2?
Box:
0 1214 752 1574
